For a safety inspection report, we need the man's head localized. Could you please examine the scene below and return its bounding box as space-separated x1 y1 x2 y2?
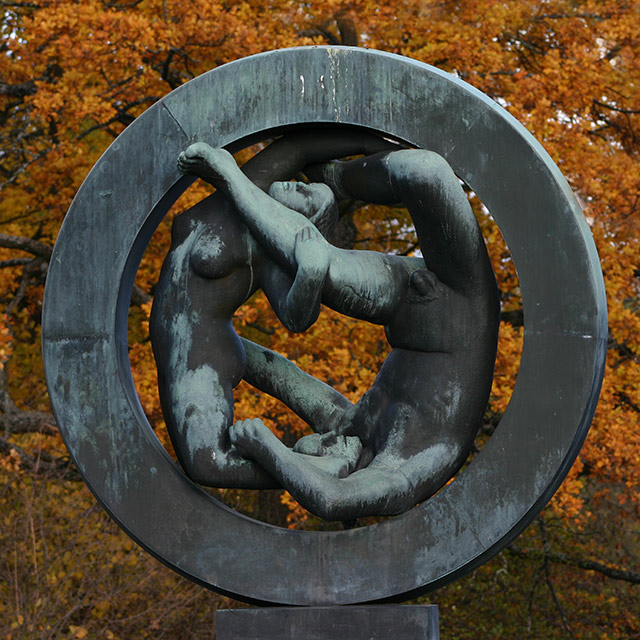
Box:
268 181 339 239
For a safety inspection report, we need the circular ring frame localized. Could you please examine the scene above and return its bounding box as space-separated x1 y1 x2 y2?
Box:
42 47 607 606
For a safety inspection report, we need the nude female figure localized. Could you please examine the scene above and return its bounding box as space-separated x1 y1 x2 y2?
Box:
149 130 399 489
176 142 500 520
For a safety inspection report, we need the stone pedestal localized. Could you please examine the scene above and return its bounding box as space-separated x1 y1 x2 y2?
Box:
216 605 439 639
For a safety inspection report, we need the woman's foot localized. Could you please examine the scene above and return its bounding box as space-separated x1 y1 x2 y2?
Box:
177 143 238 187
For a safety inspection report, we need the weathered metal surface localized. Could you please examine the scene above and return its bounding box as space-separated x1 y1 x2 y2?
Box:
42 46 607 606
151 138 501 520
216 605 439 640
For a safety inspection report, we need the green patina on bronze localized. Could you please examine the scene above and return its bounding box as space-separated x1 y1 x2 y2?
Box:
151 139 499 522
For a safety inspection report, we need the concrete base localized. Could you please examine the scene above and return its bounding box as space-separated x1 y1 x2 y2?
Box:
216 605 439 639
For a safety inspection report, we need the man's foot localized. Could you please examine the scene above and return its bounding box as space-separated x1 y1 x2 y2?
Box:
293 432 363 474
304 161 348 199
229 418 278 459
293 226 331 280
229 420 359 479
302 453 351 478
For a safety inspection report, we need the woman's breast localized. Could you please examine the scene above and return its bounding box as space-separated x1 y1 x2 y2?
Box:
190 225 245 281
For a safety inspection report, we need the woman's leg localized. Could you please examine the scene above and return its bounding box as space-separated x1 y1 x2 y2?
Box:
241 338 353 435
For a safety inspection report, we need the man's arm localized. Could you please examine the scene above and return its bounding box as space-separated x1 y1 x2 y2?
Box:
260 226 332 333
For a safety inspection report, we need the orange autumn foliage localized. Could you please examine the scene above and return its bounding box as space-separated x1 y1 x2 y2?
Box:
1 0 639 638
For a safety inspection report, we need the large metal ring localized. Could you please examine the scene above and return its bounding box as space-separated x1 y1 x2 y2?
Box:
42 47 607 605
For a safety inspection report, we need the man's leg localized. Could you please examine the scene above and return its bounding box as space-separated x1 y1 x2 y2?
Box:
178 144 335 274
229 418 414 521
268 181 338 239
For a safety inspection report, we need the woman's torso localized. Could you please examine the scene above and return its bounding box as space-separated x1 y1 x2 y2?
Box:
150 195 256 389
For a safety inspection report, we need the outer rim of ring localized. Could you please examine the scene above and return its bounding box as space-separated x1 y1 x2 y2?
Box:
42 46 607 606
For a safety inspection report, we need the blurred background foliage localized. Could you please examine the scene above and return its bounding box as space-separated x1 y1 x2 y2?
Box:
1 0 639 637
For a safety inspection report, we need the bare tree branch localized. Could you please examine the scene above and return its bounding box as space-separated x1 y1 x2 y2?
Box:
132 284 151 306
0 81 37 97
0 233 52 259
526 563 544 638
300 11 360 47
299 27 341 45
103 0 143 8
0 410 57 436
539 520 576 639
0 365 18 417
335 10 359 46
0 435 81 481
0 362 77 478
0 258 32 269
0 149 52 194
533 12 609 22
501 308 524 326
508 543 640 584
0 1 41 7
77 96 160 140
0 233 151 305
593 98 640 115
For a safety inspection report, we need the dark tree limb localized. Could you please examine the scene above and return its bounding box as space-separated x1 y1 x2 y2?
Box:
593 98 640 116
501 308 524 326
0 1 41 6
0 80 37 97
539 520 576 639
0 258 32 269
160 49 184 90
0 365 56 435
300 9 360 47
335 10 359 46
77 96 160 140
0 364 78 479
299 26 340 45
0 149 51 194
0 233 52 259
0 366 18 417
0 410 57 436
0 435 80 481
507 542 640 585
0 233 151 305
244 322 275 336
618 393 640 414
103 0 144 8
131 284 151 306
526 563 545 638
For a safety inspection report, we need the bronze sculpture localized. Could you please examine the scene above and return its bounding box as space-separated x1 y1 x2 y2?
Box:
151 132 499 520
43 47 606 607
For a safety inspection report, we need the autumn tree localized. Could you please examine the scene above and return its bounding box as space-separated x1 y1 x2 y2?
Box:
1 0 639 638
